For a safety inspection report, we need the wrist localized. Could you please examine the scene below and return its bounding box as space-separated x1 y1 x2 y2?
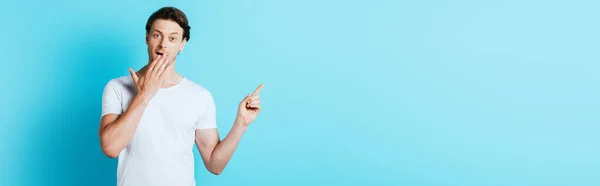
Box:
232 119 248 134
234 117 248 128
134 93 152 104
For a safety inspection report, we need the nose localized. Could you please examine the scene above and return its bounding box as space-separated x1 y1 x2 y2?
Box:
159 39 168 49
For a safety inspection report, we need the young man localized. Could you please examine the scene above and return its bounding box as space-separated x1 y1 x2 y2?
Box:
99 7 263 186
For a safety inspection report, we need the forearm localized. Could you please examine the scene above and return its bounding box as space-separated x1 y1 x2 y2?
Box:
207 119 248 174
100 95 150 158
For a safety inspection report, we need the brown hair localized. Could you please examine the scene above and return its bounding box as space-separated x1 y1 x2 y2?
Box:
145 7 191 41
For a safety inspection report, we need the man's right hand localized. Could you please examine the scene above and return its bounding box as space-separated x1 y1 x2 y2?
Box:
128 54 169 101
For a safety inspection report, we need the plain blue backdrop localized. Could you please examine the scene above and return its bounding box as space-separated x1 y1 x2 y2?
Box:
1 0 599 185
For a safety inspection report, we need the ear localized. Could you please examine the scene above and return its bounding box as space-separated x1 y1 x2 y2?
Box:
145 32 149 45
179 38 187 52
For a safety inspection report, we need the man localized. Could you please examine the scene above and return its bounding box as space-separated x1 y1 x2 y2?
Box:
99 6 263 186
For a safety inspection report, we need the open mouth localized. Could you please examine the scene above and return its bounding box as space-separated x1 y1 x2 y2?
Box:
156 52 165 56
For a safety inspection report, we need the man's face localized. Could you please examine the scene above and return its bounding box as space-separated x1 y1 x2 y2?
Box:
146 19 186 65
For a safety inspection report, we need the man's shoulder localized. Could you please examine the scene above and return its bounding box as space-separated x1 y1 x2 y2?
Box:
108 75 133 85
182 78 211 94
104 75 135 92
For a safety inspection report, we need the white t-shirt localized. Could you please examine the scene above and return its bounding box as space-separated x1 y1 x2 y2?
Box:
101 75 217 186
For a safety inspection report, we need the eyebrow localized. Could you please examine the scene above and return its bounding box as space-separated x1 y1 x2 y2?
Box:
153 30 180 35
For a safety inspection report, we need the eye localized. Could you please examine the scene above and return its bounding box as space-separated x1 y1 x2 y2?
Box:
169 37 176 41
153 34 160 38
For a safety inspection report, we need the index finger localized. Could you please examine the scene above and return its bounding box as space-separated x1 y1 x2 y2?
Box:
148 54 163 74
252 84 264 95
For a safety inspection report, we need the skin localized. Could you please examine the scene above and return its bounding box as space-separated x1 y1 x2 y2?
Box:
98 19 263 175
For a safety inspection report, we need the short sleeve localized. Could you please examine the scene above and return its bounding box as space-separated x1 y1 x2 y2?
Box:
195 92 217 129
101 80 123 117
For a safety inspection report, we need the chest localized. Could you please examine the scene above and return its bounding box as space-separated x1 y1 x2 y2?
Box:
124 91 204 140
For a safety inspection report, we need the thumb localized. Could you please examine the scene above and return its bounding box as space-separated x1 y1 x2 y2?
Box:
128 68 139 83
241 94 252 105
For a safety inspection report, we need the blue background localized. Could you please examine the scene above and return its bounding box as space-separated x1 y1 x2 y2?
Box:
1 0 599 185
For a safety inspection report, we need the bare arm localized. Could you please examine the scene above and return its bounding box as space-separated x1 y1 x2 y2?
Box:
99 54 170 158
195 84 263 175
99 95 151 158
195 120 247 175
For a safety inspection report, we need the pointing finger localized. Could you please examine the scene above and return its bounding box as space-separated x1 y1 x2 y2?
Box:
252 84 264 95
